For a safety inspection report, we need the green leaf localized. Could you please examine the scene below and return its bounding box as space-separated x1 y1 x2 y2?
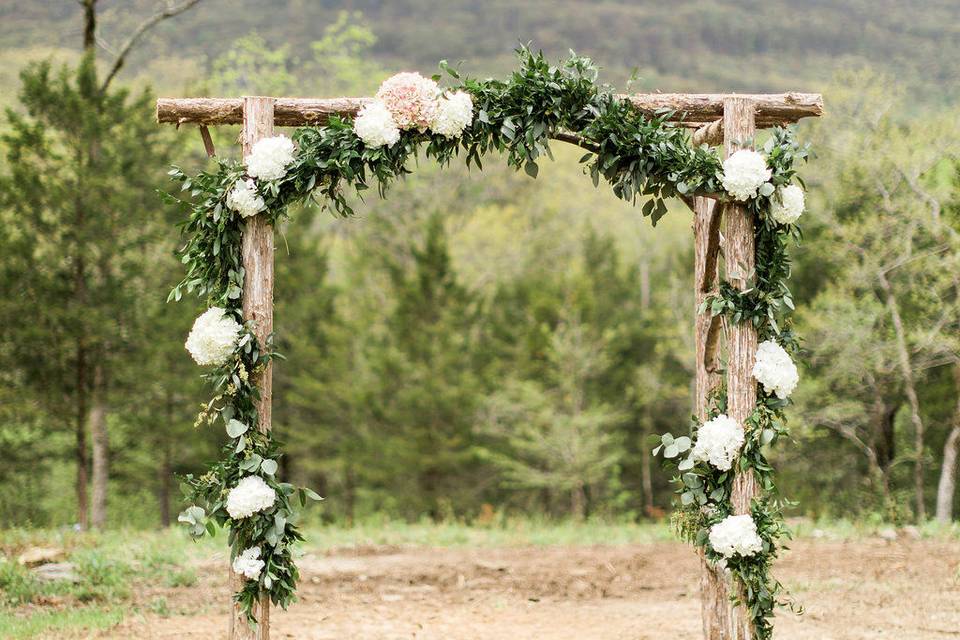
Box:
226 419 248 438
524 161 539 178
261 459 278 476
302 488 324 502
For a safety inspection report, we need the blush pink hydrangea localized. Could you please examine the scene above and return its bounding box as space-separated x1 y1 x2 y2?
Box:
375 72 440 131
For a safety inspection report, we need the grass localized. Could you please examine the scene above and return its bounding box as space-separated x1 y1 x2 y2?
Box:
302 517 678 551
0 517 957 638
0 607 123 640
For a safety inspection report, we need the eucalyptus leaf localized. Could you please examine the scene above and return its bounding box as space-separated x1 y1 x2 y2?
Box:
226 419 248 438
261 459 278 476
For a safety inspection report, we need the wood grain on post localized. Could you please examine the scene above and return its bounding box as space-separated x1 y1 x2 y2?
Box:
156 93 822 129
722 96 759 640
693 196 730 638
229 96 276 640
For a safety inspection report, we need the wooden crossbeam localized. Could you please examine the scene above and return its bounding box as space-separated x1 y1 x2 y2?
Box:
156 92 822 129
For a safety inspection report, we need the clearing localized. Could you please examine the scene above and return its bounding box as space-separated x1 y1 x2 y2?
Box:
90 535 959 639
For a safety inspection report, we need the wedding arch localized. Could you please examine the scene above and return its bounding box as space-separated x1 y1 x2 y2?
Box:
157 48 822 640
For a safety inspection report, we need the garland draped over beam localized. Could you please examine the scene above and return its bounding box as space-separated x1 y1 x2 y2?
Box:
163 46 810 638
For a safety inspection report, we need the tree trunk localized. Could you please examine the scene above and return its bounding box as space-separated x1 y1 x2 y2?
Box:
637 262 655 517
90 363 109 529
877 268 927 521
694 195 731 639
344 463 356 526
82 0 96 52
75 340 90 531
935 363 960 522
640 416 655 515
722 97 758 640
866 379 897 506
228 95 276 640
159 441 172 528
159 388 174 528
571 482 586 520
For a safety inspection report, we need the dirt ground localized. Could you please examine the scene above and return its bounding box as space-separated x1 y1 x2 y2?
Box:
96 537 959 640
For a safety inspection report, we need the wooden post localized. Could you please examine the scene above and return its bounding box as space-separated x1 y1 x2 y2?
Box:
694 196 731 639
722 96 758 640
229 96 276 640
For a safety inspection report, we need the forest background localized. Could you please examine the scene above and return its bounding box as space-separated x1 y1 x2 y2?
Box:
2 0 960 532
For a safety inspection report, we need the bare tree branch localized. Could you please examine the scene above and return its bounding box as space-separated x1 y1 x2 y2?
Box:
100 0 203 93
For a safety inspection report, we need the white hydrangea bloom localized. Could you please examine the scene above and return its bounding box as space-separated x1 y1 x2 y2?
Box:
769 184 805 225
184 307 242 366
752 340 800 399
430 91 473 138
226 476 276 519
691 414 745 471
225 179 265 218
709 514 764 558
721 149 772 201
353 100 401 148
245 135 295 181
232 546 265 581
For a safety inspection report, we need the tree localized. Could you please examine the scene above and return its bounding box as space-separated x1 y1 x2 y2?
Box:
477 315 623 519
798 73 960 520
0 0 200 528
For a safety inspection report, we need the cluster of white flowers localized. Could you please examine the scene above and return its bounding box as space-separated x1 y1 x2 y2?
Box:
245 135 296 181
721 149 772 201
353 101 401 148
353 73 474 148
709 514 764 558
430 91 474 138
184 307 242 366
225 179 266 218
225 476 276 519
691 414 745 471
770 184 805 225
752 340 799 399
232 546 265 581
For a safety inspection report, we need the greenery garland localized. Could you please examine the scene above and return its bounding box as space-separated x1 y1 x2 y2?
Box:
164 46 810 637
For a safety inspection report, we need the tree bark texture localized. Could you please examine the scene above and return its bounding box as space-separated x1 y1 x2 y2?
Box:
935 363 960 522
228 96 276 640
694 195 732 639
90 363 109 529
722 97 758 640
75 340 89 531
157 93 822 128
877 268 927 521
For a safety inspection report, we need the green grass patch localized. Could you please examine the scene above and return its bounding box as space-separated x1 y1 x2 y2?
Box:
0 606 123 639
301 517 677 552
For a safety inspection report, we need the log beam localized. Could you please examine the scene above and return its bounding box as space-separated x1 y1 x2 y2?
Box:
721 96 760 640
623 92 822 126
157 92 822 128
228 96 276 640
693 196 730 638
692 119 723 147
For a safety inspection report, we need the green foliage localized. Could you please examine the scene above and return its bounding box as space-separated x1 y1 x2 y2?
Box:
477 317 623 518
0 561 39 606
653 129 810 638
176 321 319 619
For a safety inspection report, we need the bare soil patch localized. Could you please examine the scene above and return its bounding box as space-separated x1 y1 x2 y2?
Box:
93 538 959 639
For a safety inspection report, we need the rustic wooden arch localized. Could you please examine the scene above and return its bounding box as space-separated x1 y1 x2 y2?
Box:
157 91 822 640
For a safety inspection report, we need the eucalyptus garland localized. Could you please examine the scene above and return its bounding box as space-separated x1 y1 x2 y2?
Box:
164 46 810 636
